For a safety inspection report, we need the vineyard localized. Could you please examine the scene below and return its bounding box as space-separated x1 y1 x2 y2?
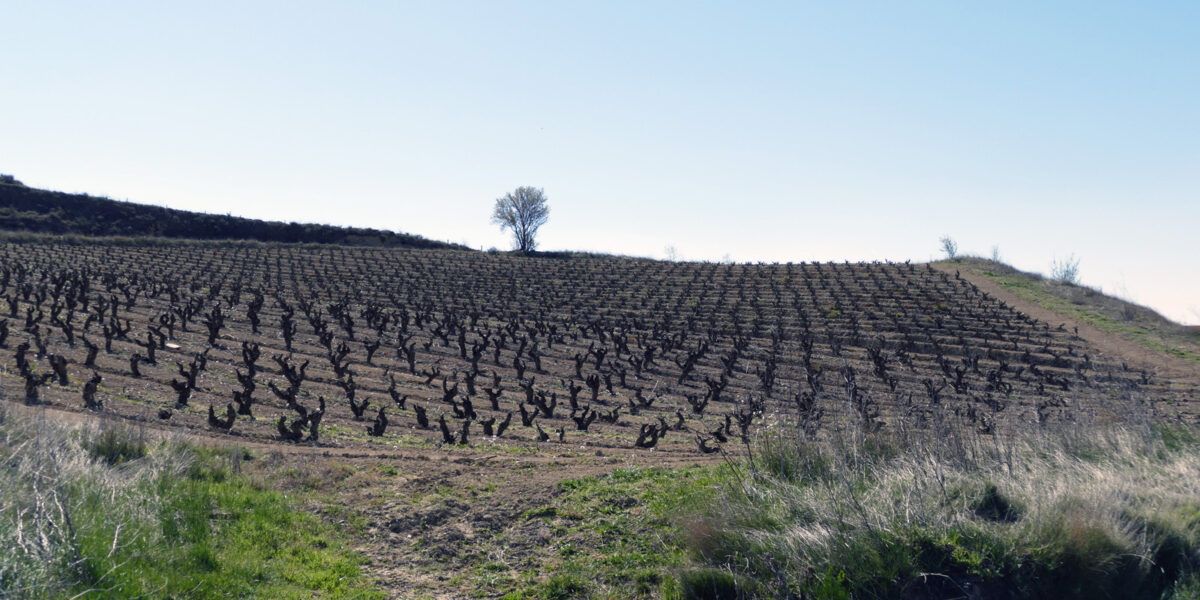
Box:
2 238 1194 458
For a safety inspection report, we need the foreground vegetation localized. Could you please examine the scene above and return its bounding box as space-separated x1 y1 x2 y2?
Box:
2 376 1197 600
0 408 383 599
474 414 1200 599
687 420 1200 599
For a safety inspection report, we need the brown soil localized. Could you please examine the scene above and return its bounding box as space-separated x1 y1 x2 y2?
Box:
287 445 709 599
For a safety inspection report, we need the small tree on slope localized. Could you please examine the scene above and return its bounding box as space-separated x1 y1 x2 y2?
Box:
492 187 550 253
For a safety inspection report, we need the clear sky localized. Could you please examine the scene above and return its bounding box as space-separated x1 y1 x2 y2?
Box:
2 2 1197 324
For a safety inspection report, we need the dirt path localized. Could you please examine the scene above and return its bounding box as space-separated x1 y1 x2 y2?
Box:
302 447 693 599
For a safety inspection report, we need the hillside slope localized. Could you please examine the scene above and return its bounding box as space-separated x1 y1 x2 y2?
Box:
0 178 463 249
2 239 1197 599
939 258 1200 373
2 238 1195 459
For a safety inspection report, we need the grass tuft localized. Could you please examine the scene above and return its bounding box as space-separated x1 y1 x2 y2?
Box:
676 568 753 600
540 573 590 599
971 482 1022 522
86 424 147 465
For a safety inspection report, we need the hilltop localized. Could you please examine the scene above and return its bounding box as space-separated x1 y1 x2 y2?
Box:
0 176 464 249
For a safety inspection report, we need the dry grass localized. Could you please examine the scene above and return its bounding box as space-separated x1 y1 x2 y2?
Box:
0 407 188 597
0 406 384 599
689 419 1200 599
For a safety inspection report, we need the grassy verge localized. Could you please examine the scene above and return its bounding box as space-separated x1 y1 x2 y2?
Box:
496 466 723 600
690 423 1200 599
0 409 384 599
946 257 1200 363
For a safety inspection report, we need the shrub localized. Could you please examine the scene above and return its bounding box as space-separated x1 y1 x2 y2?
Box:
87 424 147 465
939 235 958 260
1051 253 1081 284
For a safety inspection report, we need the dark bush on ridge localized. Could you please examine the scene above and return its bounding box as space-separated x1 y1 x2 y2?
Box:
0 182 463 248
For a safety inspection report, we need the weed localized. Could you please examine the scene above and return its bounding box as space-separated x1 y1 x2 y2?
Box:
540 573 589 599
87 425 146 465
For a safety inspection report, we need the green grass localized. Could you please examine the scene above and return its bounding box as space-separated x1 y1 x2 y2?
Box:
494 466 724 599
0 413 384 599
114 454 383 599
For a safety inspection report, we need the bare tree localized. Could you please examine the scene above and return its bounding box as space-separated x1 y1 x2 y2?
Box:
939 235 958 260
492 187 549 253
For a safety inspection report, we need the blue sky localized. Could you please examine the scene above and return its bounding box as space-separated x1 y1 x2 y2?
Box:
2 2 1197 323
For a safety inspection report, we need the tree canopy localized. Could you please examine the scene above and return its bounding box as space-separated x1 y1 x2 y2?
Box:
492 187 549 253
